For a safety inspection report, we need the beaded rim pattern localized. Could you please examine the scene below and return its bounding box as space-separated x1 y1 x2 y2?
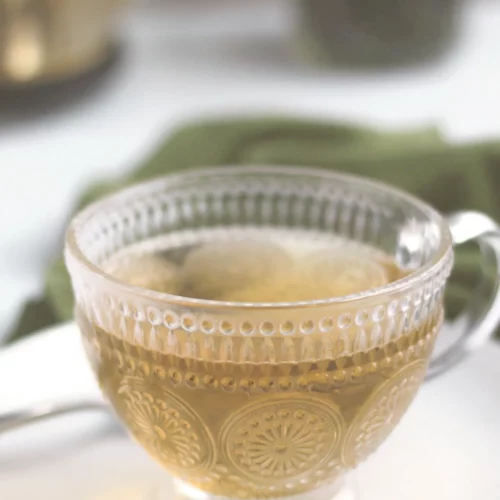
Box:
66 166 453 346
75 257 450 342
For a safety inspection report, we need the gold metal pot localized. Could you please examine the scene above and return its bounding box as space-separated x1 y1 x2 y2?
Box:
0 0 125 87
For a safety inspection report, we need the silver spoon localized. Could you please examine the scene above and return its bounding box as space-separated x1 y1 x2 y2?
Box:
0 399 108 435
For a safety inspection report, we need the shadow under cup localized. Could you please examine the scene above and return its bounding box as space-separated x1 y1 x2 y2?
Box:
65 167 454 499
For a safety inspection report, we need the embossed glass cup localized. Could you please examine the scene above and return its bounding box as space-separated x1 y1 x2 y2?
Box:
65 167 500 500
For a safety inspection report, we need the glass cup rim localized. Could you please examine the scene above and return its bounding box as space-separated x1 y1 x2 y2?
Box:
65 165 453 311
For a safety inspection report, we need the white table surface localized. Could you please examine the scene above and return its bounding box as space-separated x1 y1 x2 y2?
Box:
1 322 499 500
1 0 500 340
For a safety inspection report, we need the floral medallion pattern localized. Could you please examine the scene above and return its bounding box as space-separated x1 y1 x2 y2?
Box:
115 376 215 474
341 360 427 466
219 396 344 484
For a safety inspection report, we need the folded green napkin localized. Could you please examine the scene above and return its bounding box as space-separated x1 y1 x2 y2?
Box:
7 117 500 343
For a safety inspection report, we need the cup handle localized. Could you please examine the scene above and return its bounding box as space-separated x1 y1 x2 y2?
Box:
426 211 500 379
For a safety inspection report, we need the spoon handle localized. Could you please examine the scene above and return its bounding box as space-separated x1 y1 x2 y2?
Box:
0 400 107 434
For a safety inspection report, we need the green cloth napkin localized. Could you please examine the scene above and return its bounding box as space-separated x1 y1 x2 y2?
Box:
7 117 500 343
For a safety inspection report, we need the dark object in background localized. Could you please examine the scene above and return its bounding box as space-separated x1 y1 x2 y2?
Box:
0 0 124 89
298 0 464 67
0 44 121 121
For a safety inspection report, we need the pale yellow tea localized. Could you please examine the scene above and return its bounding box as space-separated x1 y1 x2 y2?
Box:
79 228 441 498
103 229 403 302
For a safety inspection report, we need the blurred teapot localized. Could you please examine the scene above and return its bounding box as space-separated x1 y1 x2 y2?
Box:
0 0 125 87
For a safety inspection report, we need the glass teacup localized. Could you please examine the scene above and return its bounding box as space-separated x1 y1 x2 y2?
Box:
65 167 500 500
